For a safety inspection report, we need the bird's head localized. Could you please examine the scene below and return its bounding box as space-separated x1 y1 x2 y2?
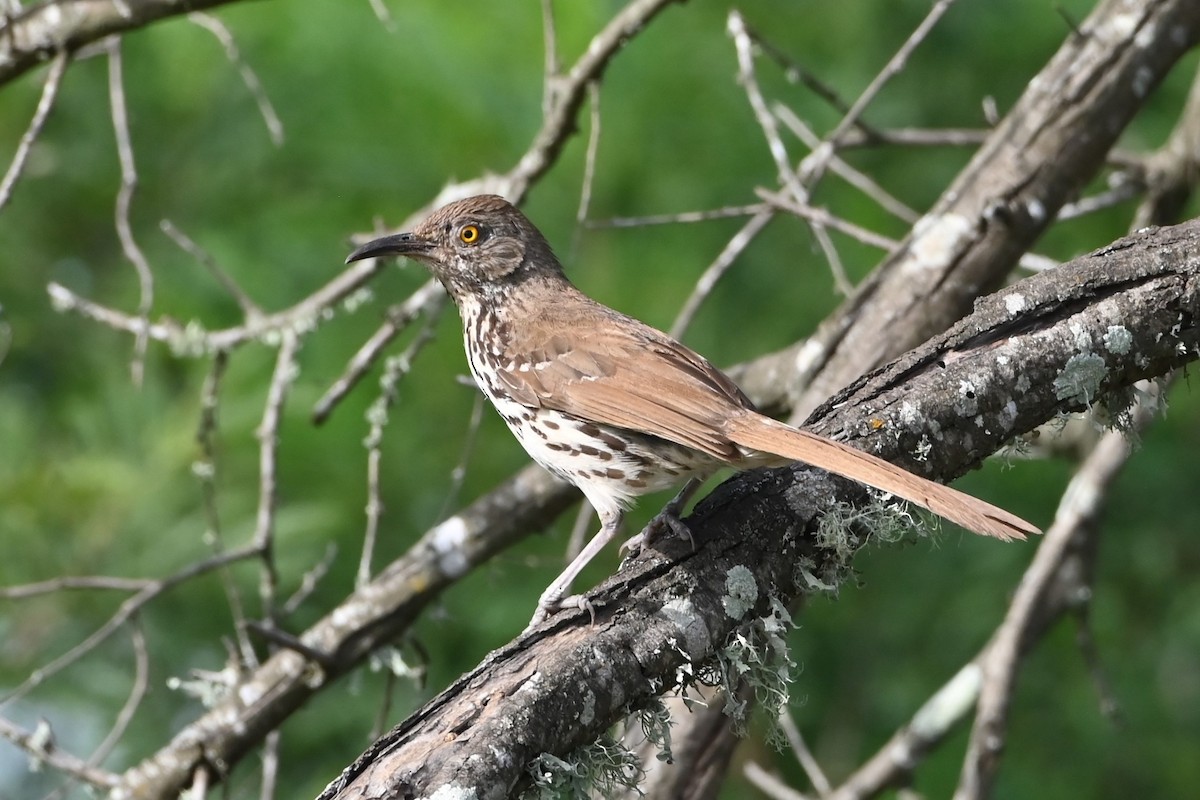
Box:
346 195 560 301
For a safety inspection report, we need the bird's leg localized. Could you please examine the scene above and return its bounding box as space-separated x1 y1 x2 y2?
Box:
620 477 703 557
526 509 624 631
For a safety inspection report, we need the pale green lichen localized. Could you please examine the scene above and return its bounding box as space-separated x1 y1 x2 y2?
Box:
815 498 918 561
1103 325 1133 355
168 319 212 358
341 286 375 313
1054 352 1107 406
425 786 479 800
368 646 426 683
525 736 643 799
636 699 675 764
578 688 596 726
710 598 796 742
26 720 52 772
166 666 237 708
1069 321 1093 351
722 565 758 620
190 459 215 480
955 379 979 417
794 556 839 593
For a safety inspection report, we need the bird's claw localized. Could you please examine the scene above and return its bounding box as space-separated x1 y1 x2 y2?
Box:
621 506 694 559
524 591 596 633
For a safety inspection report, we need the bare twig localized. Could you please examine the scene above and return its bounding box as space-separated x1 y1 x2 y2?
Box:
359 302 445 587
0 716 119 790
503 0 681 202
90 621 149 769
774 103 919 224
367 0 395 30
260 729 281 800
590 203 768 228
194 350 259 666
281 543 339 618
252 331 301 621
751 27 854 117
47 251 388 353
570 81 601 259
107 38 155 386
756 188 899 251
189 13 284 146
0 576 153 598
1058 179 1142 220
827 662 985 800
810 218 854 295
578 82 601 224
0 542 263 707
565 499 594 562
812 0 960 183
189 763 210 799
779 711 832 796
729 10 806 203
835 126 990 150
0 49 68 212
669 209 774 338
36 620 149 800
745 761 811 800
370 670 400 742
312 280 445 424
161 219 264 318
540 0 560 117
436 391 488 522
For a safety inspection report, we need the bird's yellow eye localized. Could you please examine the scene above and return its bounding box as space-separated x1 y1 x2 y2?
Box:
459 224 481 245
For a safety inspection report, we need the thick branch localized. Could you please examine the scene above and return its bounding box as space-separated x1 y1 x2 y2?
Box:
109 466 579 800
317 221 1200 799
792 0 1200 419
0 0 246 87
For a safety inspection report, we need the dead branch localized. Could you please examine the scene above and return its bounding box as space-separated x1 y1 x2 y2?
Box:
318 220 1200 799
792 0 1200 421
0 0 246 87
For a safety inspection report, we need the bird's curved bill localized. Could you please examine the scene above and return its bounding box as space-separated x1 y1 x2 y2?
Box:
345 232 434 264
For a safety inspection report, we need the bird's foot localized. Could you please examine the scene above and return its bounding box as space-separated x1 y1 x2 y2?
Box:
524 517 620 633
620 488 696 558
524 590 595 633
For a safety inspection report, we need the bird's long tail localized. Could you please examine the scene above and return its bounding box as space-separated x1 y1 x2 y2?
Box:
723 412 1038 541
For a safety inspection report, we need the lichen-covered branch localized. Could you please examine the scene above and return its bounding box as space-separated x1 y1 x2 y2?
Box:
317 220 1200 800
791 0 1200 420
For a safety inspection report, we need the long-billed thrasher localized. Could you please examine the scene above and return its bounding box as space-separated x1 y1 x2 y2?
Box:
347 195 1038 626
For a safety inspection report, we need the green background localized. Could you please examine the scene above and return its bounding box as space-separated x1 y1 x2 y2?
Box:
1 1 1197 797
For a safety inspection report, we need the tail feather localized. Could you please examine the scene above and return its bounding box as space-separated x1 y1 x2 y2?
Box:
724 413 1038 542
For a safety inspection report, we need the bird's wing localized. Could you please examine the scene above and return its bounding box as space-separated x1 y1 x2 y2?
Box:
489 294 1040 542
492 304 753 461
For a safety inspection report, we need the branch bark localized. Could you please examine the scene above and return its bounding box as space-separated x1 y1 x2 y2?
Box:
0 0 247 88
317 220 1200 799
783 0 1200 421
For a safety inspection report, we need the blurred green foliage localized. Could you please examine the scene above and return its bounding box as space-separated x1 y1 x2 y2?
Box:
1 0 1197 797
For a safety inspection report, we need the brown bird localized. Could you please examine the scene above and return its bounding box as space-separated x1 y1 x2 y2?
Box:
347 195 1037 625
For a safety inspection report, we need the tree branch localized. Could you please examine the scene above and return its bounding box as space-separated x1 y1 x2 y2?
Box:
317 220 1200 799
0 0 248 88
791 0 1200 421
